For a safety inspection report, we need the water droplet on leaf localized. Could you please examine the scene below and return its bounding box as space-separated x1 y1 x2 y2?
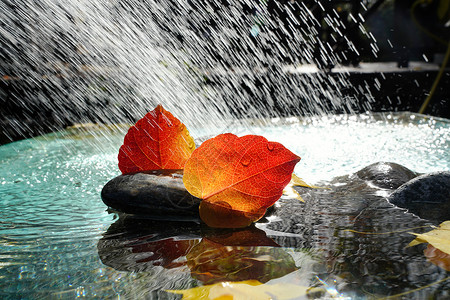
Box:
267 143 274 151
241 157 251 167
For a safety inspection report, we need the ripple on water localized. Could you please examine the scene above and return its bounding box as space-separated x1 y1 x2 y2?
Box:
0 112 449 298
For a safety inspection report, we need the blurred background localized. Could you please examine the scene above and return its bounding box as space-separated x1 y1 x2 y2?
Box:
1 0 449 144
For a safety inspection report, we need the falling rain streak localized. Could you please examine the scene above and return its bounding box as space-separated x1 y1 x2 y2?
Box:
1 0 378 138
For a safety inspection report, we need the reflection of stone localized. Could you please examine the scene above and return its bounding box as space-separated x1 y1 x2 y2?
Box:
101 170 201 218
388 172 450 222
98 216 298 284
97 216 202 272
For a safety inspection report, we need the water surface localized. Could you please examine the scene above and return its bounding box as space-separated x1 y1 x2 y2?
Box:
0 112 449 299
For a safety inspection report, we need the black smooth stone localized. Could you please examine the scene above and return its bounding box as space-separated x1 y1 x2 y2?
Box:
101 170 201 218
97 217 203 272
355 161 418 189
388 171 450 222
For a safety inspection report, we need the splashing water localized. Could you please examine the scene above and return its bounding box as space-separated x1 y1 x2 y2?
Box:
2 1 450 299
1 0 377 139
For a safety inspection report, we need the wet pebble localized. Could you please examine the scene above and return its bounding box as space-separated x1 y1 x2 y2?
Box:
388 171 450 222
355 161 418 189
101 170 201 219
101 163 449 224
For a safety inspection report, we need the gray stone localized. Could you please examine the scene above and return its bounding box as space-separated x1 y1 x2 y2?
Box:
388 171 450 222
101 162 449 224
355 161 418 189
101 170 201 219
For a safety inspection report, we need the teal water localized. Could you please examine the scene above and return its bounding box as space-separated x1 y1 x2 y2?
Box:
0 112 449 299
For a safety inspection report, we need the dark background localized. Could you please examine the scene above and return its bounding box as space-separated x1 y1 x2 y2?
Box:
1 0 449 145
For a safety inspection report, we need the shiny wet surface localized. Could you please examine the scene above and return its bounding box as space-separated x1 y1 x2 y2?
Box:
0 113 449 299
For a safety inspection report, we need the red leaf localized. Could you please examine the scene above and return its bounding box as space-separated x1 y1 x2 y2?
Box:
183 133 300 227
118 105 195 174
424 244 450 271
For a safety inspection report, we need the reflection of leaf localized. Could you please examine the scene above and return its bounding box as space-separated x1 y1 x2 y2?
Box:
186 228 296 284
204 226 280 247
424 244 450 271
129 237 200 268
167 280 316 300
118 105 195 174
183 133 300 228
408 221 450 255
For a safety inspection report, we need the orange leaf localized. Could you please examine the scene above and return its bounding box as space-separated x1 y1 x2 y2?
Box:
183 133 300 227
424 244 450 272
118 105 195 174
